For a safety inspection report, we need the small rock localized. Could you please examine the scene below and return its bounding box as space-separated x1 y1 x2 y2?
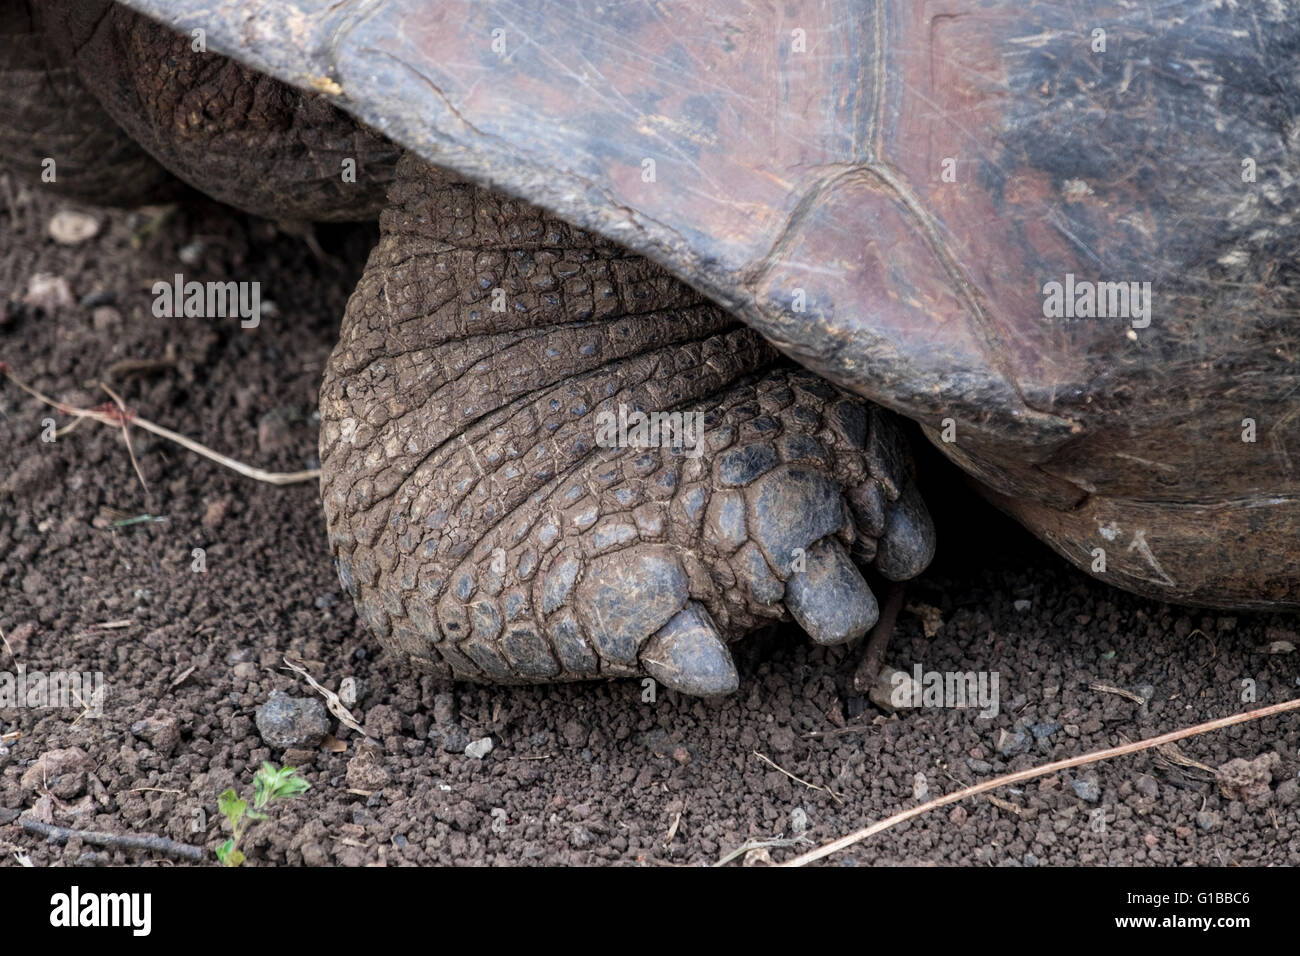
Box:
1070 775 1101 802
1030 722 1062 741
1134 774 1159 800
967 758 993 774
790 807 809 835
464 737 494 760
48 210 99 244
1143 833 1158 849
232 661 258 680
742 847 774 867
1175 826 1193 839
870 666 919 712
432 692 457 726
996 728 1031 757
178 240 206 266
429 726 470 754
21 748 93 798
130 712 181 757
949 805 968 826
912 772 929 801
23 273 73 312
226 646 256 665
1013 599 1032 613
254 690 330 749
1276 778 1298 807
79 289 115 308
1195 810 1218 831
569 825 595 848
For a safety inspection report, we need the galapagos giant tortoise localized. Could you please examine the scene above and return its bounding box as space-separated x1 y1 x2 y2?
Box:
4 0 1297 696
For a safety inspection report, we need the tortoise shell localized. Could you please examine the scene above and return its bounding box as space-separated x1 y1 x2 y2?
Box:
114 0 1300 607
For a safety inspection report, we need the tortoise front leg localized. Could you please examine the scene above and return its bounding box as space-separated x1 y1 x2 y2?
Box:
320 155 935 696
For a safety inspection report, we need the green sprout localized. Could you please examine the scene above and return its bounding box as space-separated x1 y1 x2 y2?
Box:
215 762 311 867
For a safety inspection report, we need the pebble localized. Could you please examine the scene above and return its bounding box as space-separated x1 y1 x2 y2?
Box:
1030 722 1062 741
130 712 181 757
1195 810 1218 831
790 807 809 835
23 273 73 312
429 726 470 754
432 693 456 726
995 728 1031 757
254 690 329 748
48 210 99 244
1013 599 1032 613
870 667 919 712
1134 774 1159 800
226 646 256 664
1070 776 1101 802
178 240 206 266
912 772 929 801
465 737 494 760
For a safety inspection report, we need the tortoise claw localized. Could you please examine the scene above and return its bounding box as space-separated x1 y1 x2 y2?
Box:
640 603 739 697
874 482 937 581
784 538 879 645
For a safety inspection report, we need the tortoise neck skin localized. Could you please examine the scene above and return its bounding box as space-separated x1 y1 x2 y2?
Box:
118 0 1299 608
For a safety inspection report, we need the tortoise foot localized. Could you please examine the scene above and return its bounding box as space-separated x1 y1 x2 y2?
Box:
320 156 935 695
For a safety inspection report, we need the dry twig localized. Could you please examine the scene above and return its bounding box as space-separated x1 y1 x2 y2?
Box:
21 817 204 862
785 696 1300 866
1 364 319 485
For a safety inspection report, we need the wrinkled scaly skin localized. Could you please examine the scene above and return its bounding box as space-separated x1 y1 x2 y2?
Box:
0 0 176 205
122 0 1300 610
2 2 939 694
40 0 398 221
319 156 934 694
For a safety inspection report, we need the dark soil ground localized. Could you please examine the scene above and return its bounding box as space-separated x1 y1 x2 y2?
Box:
1 175 1297 867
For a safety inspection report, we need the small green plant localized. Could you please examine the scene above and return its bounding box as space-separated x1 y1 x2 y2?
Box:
216 762 311 866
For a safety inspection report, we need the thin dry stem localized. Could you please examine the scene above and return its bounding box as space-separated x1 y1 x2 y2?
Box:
2 366 319 485
785 696 1300 866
